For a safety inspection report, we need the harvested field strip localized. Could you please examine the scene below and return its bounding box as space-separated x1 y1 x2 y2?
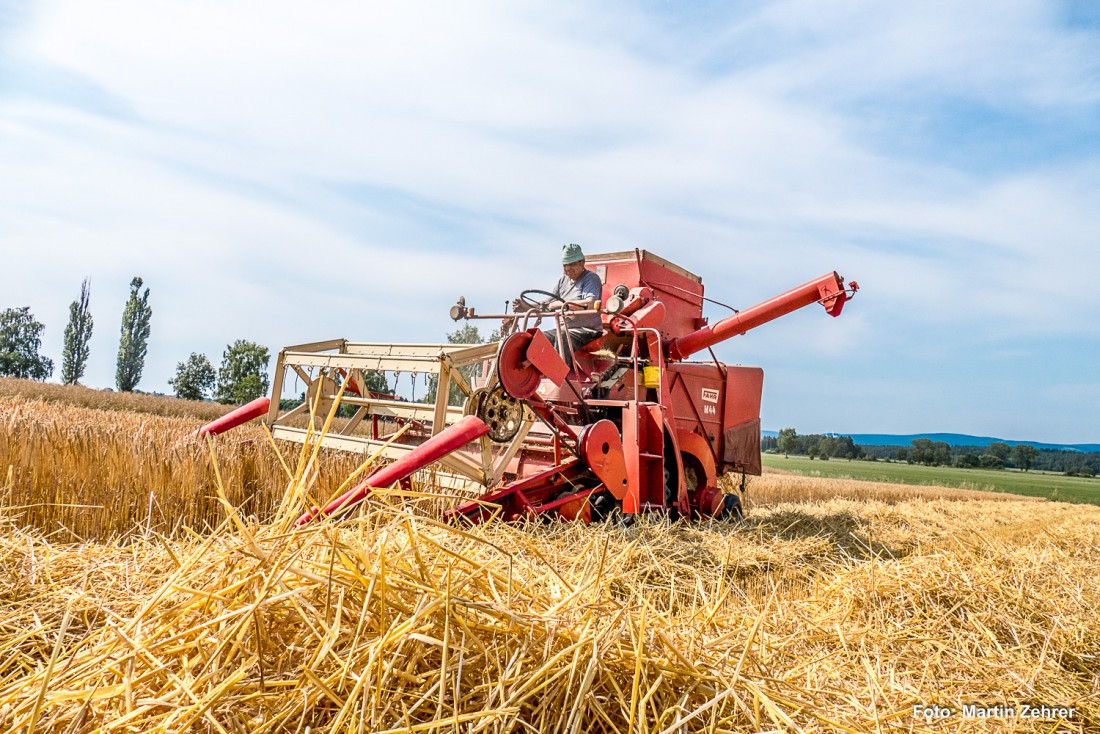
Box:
736 469 1042 508
1 491 1097 732
764 453 1100 505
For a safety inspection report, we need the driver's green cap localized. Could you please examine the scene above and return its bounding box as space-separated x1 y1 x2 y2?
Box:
562 243 584 264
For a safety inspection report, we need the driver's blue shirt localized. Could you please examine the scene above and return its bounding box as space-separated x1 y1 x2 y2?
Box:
553 269 603 331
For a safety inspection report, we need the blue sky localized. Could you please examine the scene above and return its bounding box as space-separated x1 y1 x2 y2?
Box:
1 0 1098 443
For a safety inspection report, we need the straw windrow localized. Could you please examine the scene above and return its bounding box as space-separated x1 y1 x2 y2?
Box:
1 490 1098 731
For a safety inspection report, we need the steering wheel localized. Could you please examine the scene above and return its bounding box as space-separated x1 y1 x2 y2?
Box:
519 289 566 311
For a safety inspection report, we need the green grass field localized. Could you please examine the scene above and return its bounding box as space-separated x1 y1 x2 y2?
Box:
762 453 1100 505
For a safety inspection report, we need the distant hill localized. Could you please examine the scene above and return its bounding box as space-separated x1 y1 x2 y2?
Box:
761 430 1100 453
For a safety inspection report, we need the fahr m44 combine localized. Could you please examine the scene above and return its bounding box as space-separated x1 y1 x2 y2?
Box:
209 250 857 525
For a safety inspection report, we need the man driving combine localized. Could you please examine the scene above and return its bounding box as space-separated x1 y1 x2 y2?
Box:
511 243 603 363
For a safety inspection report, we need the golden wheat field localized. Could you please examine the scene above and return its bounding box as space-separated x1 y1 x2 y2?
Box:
1 380 1097 733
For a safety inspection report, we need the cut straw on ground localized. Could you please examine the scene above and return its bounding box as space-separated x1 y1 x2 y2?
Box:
0 384 1097 731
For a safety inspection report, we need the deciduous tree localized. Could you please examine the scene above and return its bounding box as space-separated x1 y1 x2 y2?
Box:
61 278 94 385
979 454 1004 470
911 438 934 465
215 340 270 404
169 353 216 401
777 428 797 457
0 307 54 380
1012 444 1040 472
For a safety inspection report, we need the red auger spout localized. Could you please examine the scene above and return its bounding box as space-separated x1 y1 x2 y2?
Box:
666 271 855 362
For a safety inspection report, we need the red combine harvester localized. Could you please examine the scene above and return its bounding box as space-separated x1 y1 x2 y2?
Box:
240 250 857 525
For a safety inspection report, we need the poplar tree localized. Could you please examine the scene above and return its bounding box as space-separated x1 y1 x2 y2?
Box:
61 278 94 385
115 277 152 392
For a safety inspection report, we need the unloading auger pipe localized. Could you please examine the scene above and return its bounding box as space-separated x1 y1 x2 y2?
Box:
294 414 490 526
665 271 856 362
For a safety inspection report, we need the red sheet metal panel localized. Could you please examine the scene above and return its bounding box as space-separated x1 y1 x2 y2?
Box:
579 419 629 499
525 328 570 386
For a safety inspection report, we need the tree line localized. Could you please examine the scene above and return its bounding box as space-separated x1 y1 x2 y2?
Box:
766 429 1099 477
1 278 269 405
764 428 864 461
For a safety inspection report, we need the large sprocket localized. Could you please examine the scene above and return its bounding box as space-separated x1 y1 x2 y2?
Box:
465 385 524 442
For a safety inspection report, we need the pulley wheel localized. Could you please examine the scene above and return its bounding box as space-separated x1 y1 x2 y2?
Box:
498 331 541 400
477 385 524 442
463 387 488 417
